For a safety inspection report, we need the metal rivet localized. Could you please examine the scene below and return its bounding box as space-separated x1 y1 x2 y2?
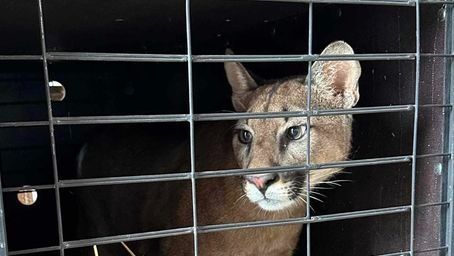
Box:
49 80 66 101
434 163 443 176
17 189 38 206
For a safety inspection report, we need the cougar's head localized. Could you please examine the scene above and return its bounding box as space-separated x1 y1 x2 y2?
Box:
225 41 361 212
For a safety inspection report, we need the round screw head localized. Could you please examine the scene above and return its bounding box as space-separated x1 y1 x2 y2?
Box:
17 189 38 206
49 80 66 101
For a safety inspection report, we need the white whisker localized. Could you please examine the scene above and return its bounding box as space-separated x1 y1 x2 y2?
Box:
297 195 314 212
311 186 335 190
309 191 326 197
309 195 324 203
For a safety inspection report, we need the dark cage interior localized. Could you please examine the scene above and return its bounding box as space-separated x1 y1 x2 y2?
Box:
0 0 452 255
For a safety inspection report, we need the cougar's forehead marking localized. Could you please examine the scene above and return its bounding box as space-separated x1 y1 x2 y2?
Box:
244 81 309 132
263 83 280 112
282 107 289 122
248 80 306 112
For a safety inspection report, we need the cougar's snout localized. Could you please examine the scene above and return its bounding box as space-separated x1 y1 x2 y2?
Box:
245 173 279 194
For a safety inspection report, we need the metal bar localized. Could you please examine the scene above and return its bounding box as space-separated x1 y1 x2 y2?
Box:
254 0 454 5
306 2 313 255
43 52 454 63
197 155 411 179
13 52 454 64
195 105 415 121
194 53 415 63
59 173 191 188
35 51 454 64
251 0 415 5
410 1 421 254
2 184 55 193
43 52 417 63
314 155 411 168
1 156 405 191
53 114 189 125
0 121 49 128
47 52 187 62
0 55 42 61
445 5 454 255
0 175 8 256
202 156 411 179
63 227 193 249
448 81 454 256
184 0 199 255
408 104 450 109
8 246 61 256
198 205 410 234
37 0 65 255
374 251 411 256
416 201 451 208
415 152 452 159
419 0 454 3
421 53 454 58
1 104 450 129
4 153 449 192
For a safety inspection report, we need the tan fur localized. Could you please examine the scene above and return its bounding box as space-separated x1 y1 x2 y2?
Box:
158 41 361 255
78 41 360 255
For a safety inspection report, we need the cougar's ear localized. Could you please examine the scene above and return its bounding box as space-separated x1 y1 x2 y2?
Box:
224 49 258 112
310 41 361 108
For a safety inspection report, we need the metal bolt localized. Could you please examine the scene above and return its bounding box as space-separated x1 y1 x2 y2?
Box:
17 189 38 206
49 80 66 101
434 163 442 175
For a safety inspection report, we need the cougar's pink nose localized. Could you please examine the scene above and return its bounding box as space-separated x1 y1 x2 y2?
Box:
248 176 266 188
245 174 279 194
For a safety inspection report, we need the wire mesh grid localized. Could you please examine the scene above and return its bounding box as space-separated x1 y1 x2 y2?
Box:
0 0 452 255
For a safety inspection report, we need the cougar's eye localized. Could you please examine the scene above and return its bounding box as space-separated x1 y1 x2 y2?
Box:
238 130 253 144
286 125 305 140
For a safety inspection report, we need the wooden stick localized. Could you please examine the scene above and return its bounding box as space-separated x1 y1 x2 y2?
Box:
93 245 99 256
121 242 137 256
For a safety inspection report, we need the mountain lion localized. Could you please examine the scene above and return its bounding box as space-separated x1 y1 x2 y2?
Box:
77 41 361 255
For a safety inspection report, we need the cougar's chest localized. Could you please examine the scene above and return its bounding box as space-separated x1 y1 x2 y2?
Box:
197 224 303 256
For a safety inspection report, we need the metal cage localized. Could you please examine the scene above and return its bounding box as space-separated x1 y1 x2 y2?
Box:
0 0 453 255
